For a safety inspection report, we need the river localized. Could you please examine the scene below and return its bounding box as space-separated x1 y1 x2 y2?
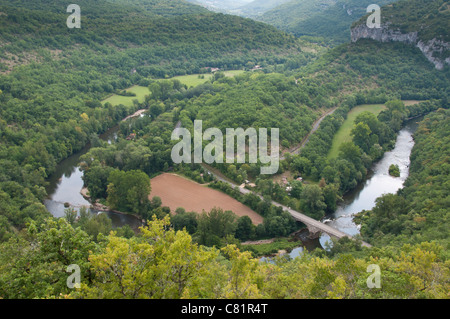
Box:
44 114 422 248
44 120 143 230
318 117 422 248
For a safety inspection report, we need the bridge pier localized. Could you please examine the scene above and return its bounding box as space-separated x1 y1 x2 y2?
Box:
306 225 322 239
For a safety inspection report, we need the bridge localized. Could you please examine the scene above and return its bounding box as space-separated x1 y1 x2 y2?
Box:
201 164 372 248
175 104 372 248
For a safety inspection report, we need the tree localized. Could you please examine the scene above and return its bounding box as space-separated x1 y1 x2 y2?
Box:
351 122 372 153
355 111 380 136
235 216 255 241
323 183 340 214
171 210 198 234
82 213 113 241
82 165 114 201
107 169 151 216
322 165 337 184
73 216 218 299
195 208 237 247
292 156 312 176
389 164 400 177
219 245 261 298
149 82 161 100
150 196 162 209
300 184 327 219
0 218 96 299
339 142 362 165
64 207 78 225
149 102 164 118
0 216 13 243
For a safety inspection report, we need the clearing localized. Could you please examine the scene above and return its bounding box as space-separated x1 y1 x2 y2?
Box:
102 85 150 106
149 173 263 225
171 70 245 88
327 100 423 158
327 104 387 159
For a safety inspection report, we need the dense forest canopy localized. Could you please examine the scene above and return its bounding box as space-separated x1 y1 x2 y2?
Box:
0 0 315 239
0 0 448 301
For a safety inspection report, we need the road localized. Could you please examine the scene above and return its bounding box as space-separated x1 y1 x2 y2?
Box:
177 108 372 247
281 107 338 159
200 163 372 248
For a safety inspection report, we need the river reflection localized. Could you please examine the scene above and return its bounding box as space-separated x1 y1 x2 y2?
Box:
44 124 142 230
44 116 422 243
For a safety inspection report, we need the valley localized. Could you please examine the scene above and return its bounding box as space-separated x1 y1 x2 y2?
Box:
0 0 448 301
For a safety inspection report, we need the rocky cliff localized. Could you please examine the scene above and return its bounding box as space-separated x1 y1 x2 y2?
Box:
351 23 450 70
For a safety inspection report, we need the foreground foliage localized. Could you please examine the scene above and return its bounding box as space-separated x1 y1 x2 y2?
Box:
0 217 448 299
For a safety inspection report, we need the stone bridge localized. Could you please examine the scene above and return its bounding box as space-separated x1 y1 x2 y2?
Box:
202 164 372 248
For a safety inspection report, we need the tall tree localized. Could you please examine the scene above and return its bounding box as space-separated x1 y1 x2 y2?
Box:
107 169 151 216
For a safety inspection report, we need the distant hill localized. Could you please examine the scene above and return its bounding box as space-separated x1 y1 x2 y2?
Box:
257 0 396 44
351 0 450 69
0 0 208 17
105 0 209 16
232 0 291 18
185 0 254 12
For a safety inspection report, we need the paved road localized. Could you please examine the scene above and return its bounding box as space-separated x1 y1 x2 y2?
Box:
200 164 372 248
178 108 372 248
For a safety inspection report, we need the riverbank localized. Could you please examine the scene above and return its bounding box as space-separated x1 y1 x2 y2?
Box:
321 115 422 244
80 187 145 225
240 228 321 259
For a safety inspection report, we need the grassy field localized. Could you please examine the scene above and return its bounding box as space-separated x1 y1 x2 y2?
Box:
102 71 245 105
327 100 424 159
102 85 150 106
328 104 387 159
171 70 245 88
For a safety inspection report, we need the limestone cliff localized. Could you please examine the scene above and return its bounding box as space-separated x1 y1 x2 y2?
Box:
351 23 450 70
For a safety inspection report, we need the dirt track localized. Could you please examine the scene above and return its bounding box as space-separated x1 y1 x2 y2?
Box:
149 173 263 225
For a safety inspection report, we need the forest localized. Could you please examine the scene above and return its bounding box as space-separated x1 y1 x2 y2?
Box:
0 0 315 238
0 0 448 300
354 109 449 250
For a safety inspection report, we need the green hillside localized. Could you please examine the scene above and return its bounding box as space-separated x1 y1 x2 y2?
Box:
0 0 448 302
0 0 314 235
259 0 396 44
353 0 450 43
0 1 303 75
234 0 291 17
0 0 207 16
105 0 209 16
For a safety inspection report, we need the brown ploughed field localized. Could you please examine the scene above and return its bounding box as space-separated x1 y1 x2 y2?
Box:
149 173 263 225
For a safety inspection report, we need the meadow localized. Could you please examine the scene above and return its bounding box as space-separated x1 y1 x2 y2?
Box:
327 104 387 159
171 70 245 87
102 85 150 106
327 100 422 159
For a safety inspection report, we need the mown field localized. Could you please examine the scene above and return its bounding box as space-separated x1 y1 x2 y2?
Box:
171 70 245 87
101 70 245 106
102 85 150 106
327 101 423 158
327 104 387 159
